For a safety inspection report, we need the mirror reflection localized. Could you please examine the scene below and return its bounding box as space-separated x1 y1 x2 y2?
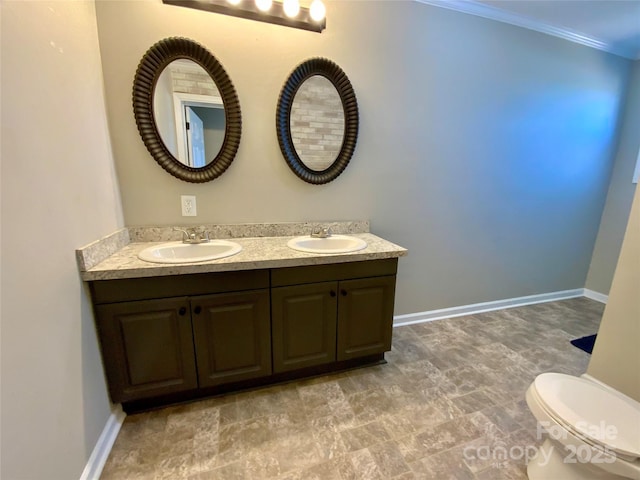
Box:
153 59 226 168
290 75 345 172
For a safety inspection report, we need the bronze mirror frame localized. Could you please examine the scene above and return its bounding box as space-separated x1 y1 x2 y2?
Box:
133 37 241 183
276 58 359 185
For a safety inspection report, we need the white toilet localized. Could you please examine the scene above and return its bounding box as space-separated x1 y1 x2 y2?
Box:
526 372 640 480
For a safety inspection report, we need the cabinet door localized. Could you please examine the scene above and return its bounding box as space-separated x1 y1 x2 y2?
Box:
95 298 197 403
337 276 396 361
191 290 271 387
272 282 338 373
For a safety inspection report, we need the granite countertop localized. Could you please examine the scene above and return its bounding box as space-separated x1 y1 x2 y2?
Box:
77 222 407 281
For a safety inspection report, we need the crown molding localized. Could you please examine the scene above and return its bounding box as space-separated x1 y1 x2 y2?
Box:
416 0 638 60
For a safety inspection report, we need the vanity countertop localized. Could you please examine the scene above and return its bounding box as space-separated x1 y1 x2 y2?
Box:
77 223 407 281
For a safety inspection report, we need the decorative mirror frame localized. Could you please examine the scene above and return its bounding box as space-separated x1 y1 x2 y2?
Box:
276 58 359 185
133 37 241 183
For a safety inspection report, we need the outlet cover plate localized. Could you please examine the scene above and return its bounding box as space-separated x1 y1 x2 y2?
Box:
181 195 197 216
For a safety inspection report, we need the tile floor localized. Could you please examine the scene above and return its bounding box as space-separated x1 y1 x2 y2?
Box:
100 297 603 479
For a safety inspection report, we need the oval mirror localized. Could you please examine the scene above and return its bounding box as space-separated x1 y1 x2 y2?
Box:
133 37 241 183
276 58 358 185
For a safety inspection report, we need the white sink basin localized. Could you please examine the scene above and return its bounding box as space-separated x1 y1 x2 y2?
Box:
287 235 367 254
138 240 242 264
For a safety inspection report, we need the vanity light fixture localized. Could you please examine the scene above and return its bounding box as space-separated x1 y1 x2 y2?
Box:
162 0 326 33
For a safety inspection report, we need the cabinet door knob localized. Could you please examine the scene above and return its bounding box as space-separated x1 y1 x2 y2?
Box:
341 290 347 296
330 290 336 297
194 306 202 314
178 307 187 316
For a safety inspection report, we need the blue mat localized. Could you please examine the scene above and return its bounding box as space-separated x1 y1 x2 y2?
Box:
570 334 597 354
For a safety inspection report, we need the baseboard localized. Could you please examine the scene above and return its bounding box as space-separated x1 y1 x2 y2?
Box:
79 405 126 480
583 289 609 304
393 288 585 326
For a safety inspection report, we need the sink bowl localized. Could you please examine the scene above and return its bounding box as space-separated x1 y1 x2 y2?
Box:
287 235 367 254
138 240 242 264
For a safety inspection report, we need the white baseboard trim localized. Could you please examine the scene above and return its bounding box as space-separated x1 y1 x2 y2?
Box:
393 288 585 327
80 405 126 480
583 289 609 304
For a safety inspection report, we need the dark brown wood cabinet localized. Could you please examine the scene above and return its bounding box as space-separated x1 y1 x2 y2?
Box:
270 259 397 373
89 259 398 411
271 282 338 372
95 297 197 403
336 276 396 361
90 270 271 405
192 290 271 387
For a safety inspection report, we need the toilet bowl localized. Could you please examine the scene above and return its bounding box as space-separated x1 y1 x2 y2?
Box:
526 373 640 480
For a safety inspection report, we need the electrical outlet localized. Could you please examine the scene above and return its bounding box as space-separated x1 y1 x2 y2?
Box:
181 195 197 216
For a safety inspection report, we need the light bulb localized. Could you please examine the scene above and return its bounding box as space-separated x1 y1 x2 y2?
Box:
309 0 325 21
255 0 272 11
227 0 241 5
283 0 300 18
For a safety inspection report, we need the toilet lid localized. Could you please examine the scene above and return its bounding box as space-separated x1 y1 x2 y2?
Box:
534 373 640 458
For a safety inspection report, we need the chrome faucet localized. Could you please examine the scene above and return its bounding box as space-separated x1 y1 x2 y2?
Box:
174 227 211 244
310 226 332 238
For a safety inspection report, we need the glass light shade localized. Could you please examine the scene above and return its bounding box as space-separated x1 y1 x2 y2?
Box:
309 0 325 21
283 0 300 18
255 0 272 11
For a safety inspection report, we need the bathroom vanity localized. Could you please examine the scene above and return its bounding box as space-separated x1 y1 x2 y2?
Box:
78 222 406 412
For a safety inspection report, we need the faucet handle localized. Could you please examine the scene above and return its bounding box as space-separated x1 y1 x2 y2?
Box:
173 227 190 242
310 226 332 238
173 227 210 243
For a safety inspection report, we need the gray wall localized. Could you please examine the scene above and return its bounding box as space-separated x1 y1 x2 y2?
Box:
586 60 639 295
95 0 630 316
1 1 124 478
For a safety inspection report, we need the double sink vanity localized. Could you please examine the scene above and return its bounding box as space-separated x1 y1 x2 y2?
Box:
81 36 408 413
78 222 406 412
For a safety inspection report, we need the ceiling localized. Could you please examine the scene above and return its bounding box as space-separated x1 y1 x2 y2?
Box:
419 0 640 59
